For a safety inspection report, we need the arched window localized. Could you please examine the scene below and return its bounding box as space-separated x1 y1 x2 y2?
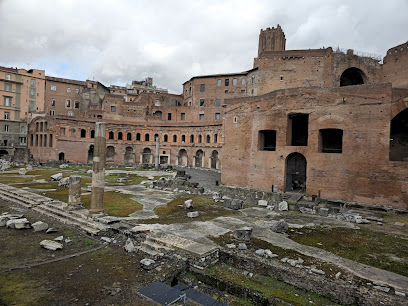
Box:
206 135 211 143
109 131 114 139
118 132 123 140
97 115 102 119
36 122 39 131
173 135 177 142
181 135 186 142
190 135 194 143
164 134 168 142
198 135 202 143
154 133 159 141
145 134 150 141
80 129 86 138
136 133 141 141
127 132 132 140
214 134 218 143
90 130 95 138
340 67 366 87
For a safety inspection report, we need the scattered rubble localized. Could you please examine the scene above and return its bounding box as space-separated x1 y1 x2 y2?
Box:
124 238 135 252
6 218 31 229
40 240 63 251
18 168 27 176
238 243 247 250
32 221 49 232
223 197 243 210
271 219 289 233
51 173 63 181
58 177 70 188
140 258 156 270
187 211 199 218
233 227 253 242
278 201 288 211
59 164 69 169
184 199 193 209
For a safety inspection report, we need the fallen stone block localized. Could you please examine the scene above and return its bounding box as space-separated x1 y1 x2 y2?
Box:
6 218 31 229
58 177 70 188
373 285 390 293
46 228 58 234
187 211 199 218
335 272 342 280
395 222 406 227
40 240 63 251
18 168 27 175
271 219 288 233
223 197 244 210
233 227 253 242
258 200 268 207
184 199 193 209
26 164 33 171
59 164 69 169
51 173 63 181
101 237 112 243
255 249 265 256
124 238 135 252
395 291 406 297
32 221 48 232
278 201 288 211
299 207 315 214
238 243 247 250
226 243 236 249
319 207 329 217
117 177 129 183
0 216 8 227
54 236 64 241
140 258 156 270
310 268 325 275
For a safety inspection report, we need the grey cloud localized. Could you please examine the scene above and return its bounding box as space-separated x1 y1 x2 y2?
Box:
0 0 407 93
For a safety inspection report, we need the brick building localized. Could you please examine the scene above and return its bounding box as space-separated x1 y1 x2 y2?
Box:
25 24 408 208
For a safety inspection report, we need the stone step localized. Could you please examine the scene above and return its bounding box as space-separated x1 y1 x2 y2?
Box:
141 239 174 253
0 189 39 206
136 244 164 259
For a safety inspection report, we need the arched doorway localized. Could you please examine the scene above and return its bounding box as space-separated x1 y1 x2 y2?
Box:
142 148 152 164
390 108 408 161
87 145 94 164
58 152 65 162
340 67 366 87
285 153 307 192
106 146 115 162
211 150 219 169
195 150 204 167
178 149 188 166
124 147 135 164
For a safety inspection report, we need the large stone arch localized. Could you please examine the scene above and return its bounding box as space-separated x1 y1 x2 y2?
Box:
390 108 408 161
124 146 135 164
194 149 204 167
178 149 188 166
340 67 367 87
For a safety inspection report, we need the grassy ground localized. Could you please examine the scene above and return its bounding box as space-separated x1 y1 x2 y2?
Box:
142 194 240 224
211 233 342 278
288 226 408 277
202 264 339 305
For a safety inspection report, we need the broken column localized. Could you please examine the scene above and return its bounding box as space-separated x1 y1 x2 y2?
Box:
90 122 106 214
68 175 82 206
155 135 160 170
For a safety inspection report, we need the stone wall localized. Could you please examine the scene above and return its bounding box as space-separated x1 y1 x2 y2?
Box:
383 41 408 88
222 84 408 209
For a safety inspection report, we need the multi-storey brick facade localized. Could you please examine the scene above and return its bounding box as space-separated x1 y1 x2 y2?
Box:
24 25 408 208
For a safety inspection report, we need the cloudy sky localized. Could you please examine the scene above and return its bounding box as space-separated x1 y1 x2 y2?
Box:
1 0 407 93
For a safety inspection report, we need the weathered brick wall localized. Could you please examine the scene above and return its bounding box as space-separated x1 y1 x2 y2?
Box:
383 41 408 88
222 84 408 209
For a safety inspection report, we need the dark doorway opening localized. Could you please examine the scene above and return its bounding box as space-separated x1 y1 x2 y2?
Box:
390 108 408 161
288 113 308 146
285 153 307 192
87 145 94 164
58 152 65 161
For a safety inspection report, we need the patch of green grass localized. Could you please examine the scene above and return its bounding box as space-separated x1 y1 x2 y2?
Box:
288 226 408 277
81 191 142 217
204 264 339 305
0 272 46 305
81 238 97 246
105 172 148 185
0 174 37 184
142 195 240 224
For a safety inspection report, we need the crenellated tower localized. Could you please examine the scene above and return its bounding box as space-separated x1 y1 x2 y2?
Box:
258 24 286 56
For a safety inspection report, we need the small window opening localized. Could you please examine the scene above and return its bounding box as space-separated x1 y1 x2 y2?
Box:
118 132 123 140
127 132 132 140
80 129 86 138
287 113 309 146
109 131 114 139
259 130 276 151
319 129 343 153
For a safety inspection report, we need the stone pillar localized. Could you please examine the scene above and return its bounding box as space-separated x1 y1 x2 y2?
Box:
155 135 160 170
90 122 106 213
68 175 81 205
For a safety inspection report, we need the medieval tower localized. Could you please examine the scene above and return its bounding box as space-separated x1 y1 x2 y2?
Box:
258 24 286 56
